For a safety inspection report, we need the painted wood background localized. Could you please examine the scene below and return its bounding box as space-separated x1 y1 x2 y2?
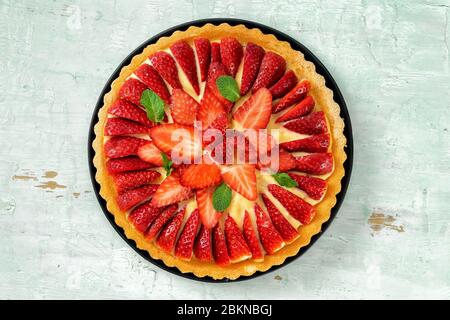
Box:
1 0 449 299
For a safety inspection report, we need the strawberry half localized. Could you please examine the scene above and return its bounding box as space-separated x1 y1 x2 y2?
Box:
198 87 226 128
261 194 299 243
194 225 212 261
170 40 200 95
151 172 192 207
145 204 178 241
273 80 311 113
114 170 161 194
180 164 222 189
224 216 252 262
295 153 333 175
104 118 151 136
275 95 315 122
135 63 171 104
242 211 264 261
149 51 182 89
220 37 243 77
156 207 186 253
128 200 162 233
106 156 154 174
206 62 233 112
232 88 272 129
170 89 199 126
254 204 285 254
108 99 154 127
137 142 164 166
283 111 328 135
280 133 330 153
194 38 211 82
117 184 159 211
267 184 316 224
252 52 286 93
288 173 327 200
212 225 230 266
203 112 228 162
196 187 221 229
175 209 200 260
221 164 257 201
211 42 221 63
240 42 265 95
256 149 297 173
269 70 298 99
119 78 148 106
104 136 148 158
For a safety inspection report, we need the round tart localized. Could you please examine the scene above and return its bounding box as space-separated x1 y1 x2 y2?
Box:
92 23 346 280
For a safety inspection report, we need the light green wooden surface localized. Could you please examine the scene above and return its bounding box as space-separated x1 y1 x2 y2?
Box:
0 0 449 299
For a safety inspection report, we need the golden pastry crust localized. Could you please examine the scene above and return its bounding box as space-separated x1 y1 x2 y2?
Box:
92 23 347 280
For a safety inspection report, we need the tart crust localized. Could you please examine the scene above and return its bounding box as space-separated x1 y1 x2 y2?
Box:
92 23 347 280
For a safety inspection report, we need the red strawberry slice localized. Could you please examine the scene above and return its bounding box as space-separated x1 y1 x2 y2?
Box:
254 204 285 254
108 99 154 127
242 211 264 261
256 149 297 173
149 51 182 89
203 112 228 162
288 173 327 200
273 80 311 113
224 216 252 262
221 164 257 201
156 207 186 253
175 209 200 260
267 184 316 224
283 111 328 135
106 156 154 174
170 89 199 126
180 164 222 189
117 184 159 211
104 136 148 158
119 78 148 106
151 172 193 208
269 70 298 99
194 225 212 261
295 153 333 175
170 40 200 95
135 63 171 104
104 118 151 136
240 42 265 95
252 52 286 93
232 88 272 129
113 170 161 194
276 95 315 122
280 133 330 153
261 194 299 243
137 142 163 166
212 225 230 266
196 187 221 229
128 200 162 233
198 87 226 128
194 38 211 82
206 62 233 112
220 37 243 77
145 204 178 241
211 42 221 63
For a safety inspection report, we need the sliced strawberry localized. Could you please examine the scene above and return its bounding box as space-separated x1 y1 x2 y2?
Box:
151 172 192 208
206 62 233 112
288 173 327 200
211 42 221 63
104 136 148 158
273 80 311 113
113 170 161 194
221 164 257 201
108 99 154 127
224 216 252 262
145 204 178 241
198 87 226 128
295 153 333 175
220 37 243 77
240 42 265 95
242 211 264 261
170 40 200 95
175 209 200 260
254 203 285 254
135 63 171 104
194 225 212 261
261 194 299 243
267 184 316 224
280 133 330 153
149 51 182 89
232 88 272 129
119 78 148 106
196 187 221 229
169 89 199 125
104 118 151 136
117 184 159 211
137 142 163 166
276 95 315 122
212 225 230 266
256 149 297 173
194 38 211 82
180 164 222 189
252 52 286 93
269 70 298 99
156 207 186 253
128 200 161 233
203 112 228 162
106 156 154 174
283 111 328 135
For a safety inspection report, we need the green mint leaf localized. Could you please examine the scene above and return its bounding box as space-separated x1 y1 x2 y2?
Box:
212 183 232 211
272 173 298 188
161 153 173 177
216 75 240 102
140 88 165 123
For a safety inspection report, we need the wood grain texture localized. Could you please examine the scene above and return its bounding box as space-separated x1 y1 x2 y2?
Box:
0 0 449 299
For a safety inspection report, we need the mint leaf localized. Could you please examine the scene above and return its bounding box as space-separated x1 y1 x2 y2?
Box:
161 153 173 177
212 183 232 211
140 89 165 123
216 75 240 102
272 173 298 188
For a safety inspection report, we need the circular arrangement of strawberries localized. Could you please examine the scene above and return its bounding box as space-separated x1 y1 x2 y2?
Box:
103 36 334 266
